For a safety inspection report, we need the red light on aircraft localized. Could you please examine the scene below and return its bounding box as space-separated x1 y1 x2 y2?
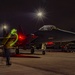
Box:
47 42 54 45
31 34 38 39
18 34 26 41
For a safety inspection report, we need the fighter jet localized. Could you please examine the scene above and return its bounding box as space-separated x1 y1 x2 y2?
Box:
28 25 75 54
31 25 75 43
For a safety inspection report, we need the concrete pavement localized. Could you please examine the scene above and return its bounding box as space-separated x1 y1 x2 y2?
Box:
0 50 75 75
0 61 59 75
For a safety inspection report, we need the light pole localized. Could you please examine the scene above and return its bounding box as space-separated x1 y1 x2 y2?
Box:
3 24 8 37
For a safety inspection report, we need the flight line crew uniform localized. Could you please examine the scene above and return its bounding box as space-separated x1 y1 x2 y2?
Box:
2 33 17 66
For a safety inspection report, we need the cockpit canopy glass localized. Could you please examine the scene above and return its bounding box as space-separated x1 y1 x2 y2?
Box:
39 25 57 31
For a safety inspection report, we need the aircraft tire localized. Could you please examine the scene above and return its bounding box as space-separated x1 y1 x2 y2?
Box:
42 51 45 55
31 48 34 54
15 48 19 54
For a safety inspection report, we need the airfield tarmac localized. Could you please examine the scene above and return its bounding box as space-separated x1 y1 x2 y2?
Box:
0 49 75 75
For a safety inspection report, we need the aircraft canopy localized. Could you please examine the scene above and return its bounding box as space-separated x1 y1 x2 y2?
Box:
39 25 57 31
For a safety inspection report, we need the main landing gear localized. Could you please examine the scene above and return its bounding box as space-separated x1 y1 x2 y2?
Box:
42 50 45 55
31 46 34 54
41 43 46 55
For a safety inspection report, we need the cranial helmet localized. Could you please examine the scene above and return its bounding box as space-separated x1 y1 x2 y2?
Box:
11 29 17 35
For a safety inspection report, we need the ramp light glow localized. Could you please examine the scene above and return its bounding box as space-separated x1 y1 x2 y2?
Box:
37 11 44 18
34 8 46 21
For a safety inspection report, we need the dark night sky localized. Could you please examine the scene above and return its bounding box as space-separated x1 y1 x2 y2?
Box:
0 0 75 35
